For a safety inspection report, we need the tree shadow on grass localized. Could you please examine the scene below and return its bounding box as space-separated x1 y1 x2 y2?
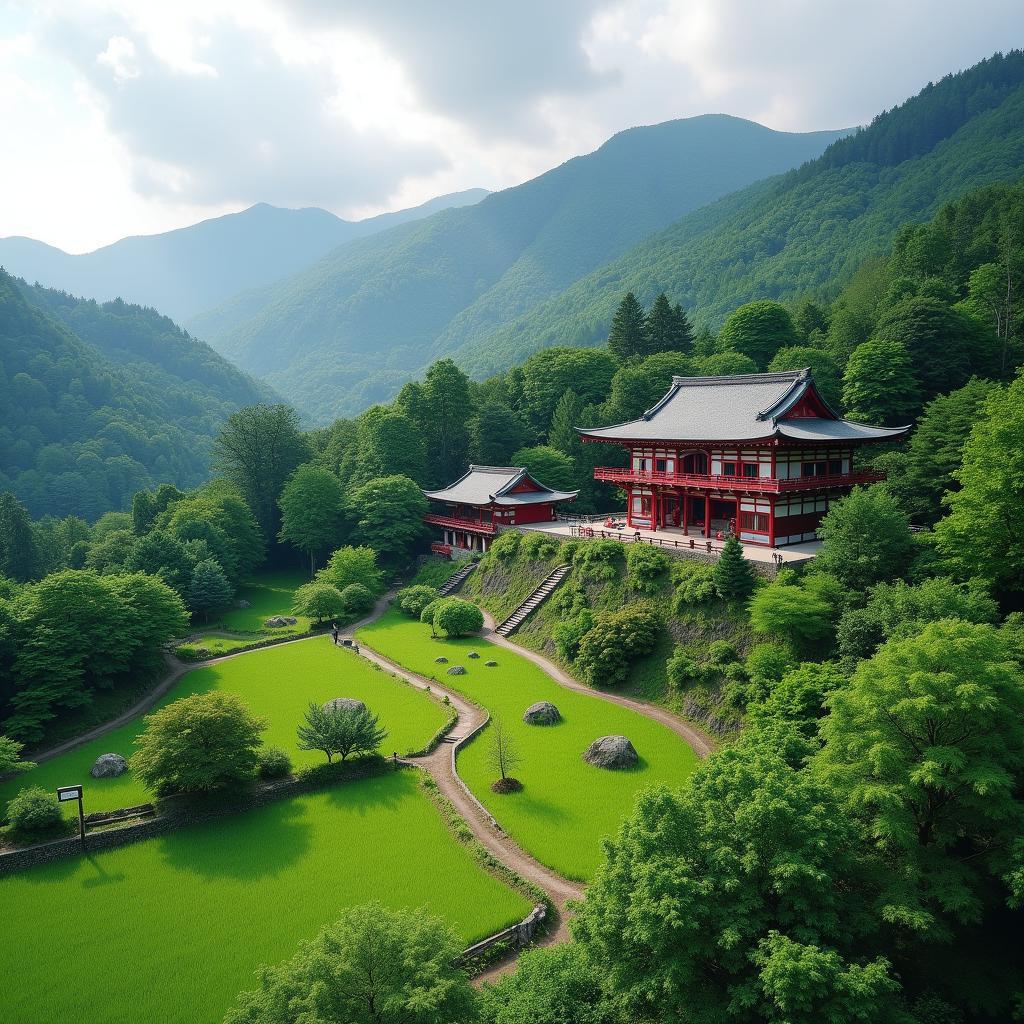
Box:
318 769 412 822
157 798 315 881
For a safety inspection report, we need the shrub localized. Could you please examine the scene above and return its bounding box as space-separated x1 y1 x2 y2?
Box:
257 747 292 780
707 640 738 666
130 692 266 796
552 610 594 661
576 605 661 686
519 532 560 561
666 646 700 689
394 585 438 619
749 576 835 653
488 530 521 562
745 642 797 690
433 598 484 637
339 583 375 616
317 545 385 597
626 544 670 594
292 581 346 625
672 561 718 608
6 786 62 836
572 540 623 582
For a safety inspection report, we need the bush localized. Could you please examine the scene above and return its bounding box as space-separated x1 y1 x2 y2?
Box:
666 646 701 689
394 585 438 619
257 747 292 780
488 530 521 562
672 561 718 608
433 598 484 638
6 786 62 836
626 544 670 594
519 532 560 561
571 540 623 582
339 583 375 616
552 610 594 661
317 545 385 597
707 640 738 666
745 642 797 690
576 604 661 686
297 702 388 764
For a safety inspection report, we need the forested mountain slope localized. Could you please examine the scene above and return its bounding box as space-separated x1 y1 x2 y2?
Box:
0 273 273 518
458 51 1024 375
0 189 487 323
203 115 848 421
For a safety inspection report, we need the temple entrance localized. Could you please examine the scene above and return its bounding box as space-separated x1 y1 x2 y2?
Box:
661 493 681 527
680 451 708 475
710 498 737 537
677 494 737 537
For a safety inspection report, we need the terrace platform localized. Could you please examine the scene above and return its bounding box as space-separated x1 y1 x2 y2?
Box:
514 519 822 565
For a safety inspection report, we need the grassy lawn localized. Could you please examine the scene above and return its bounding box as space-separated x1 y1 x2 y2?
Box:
358 609 699 880
0 639 449 816
1 771 531 1024
206 569 312 636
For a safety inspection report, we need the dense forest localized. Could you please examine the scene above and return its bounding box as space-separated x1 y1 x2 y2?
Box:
0 272 273 518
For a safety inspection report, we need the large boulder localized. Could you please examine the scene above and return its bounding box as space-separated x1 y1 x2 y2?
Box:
582 735 638 770
90 753 127 779
323 697 367 714
435 656 448 664
523 701 561 726
265 616 287 628
447 665 468 675
467 651 480 659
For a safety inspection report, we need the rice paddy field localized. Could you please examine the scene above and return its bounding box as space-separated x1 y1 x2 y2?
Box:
0 639 449 816
1 771 531 1024
358 609 699 879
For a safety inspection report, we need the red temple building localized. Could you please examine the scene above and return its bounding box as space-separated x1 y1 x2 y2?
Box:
576 369 908 547
423 465 578 556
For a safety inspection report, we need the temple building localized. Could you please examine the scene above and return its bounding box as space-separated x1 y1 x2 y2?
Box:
576 369 908 547
423 465 578 557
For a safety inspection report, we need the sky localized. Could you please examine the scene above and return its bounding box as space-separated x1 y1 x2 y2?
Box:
1 0 1022 253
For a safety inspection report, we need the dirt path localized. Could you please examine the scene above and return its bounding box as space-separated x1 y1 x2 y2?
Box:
480 610 717 759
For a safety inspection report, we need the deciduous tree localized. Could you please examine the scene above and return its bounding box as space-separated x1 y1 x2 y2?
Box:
296 702 387 763
842 340 920 425
718 301 798 368
347 475 428 564
317 546 384 598
292 582 346 625
278 465 348 575
0 492 40 582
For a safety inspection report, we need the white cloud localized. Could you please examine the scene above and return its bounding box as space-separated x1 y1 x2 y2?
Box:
1 0 1022 252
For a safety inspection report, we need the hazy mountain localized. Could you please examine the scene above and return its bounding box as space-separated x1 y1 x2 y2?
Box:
0 272 277 518
456 52 1024 375
199 115 849 421
0 189 488 323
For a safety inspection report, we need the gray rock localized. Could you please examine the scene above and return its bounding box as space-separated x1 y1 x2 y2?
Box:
582 735 638 770
467 651 480 659
435 656 448 664
485 660 498 667
236 599 250 609
90 753 127 779
523 701 561 725
323 697 367 714
282 616 297 625
265 616 287 627
446 665 468 675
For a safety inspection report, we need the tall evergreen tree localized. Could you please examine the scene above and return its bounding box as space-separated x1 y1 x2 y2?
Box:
842 340 920 425
416 360 473 486
186 559 233 622
712 536 757 600
0 492 40 582
644 293 694 355
607 292 648 361
467 403 532 466
548 389 586 455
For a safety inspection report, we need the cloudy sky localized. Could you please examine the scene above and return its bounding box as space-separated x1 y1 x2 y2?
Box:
2 0 1021 252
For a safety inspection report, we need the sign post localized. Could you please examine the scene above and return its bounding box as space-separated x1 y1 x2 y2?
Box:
57 785 85 849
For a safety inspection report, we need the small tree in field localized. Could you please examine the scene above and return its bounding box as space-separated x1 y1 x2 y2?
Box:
394 584 438 619
187 558 233 622
297 703 387 764
131 692 266 795
292 581 346 626
0 736 35 776
487 716 522 793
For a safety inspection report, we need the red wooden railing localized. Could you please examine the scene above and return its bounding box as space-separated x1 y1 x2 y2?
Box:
430 542 453 556
592 467 884 493
423 513 497 535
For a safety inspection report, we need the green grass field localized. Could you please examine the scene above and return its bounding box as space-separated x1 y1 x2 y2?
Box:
1 772 531 1024
358 610 699 879
209 569 312 635
0 639 448 816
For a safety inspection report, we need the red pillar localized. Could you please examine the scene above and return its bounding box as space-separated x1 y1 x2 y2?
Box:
768 497 776 548
682 492 689 533
650 489 658 531
704 493 711 538
734 496 740 538
625 487 633 528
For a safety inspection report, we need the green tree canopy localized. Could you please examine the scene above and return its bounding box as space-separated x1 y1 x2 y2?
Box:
347 475 428 564
520 347 618 431
187 559 233 622
278 465 348 575
718 301 799 368
131 691 266 795
712 537 757 600
223 903 475 1024
468 403 532 466
292 582 346 626
841 339 920 425
645 292 693 355
767 346 843 410
317 546 384 598
0 492 40 582
296 701 387 763
510 446 577 493
347 406 428 488
432 598 484 638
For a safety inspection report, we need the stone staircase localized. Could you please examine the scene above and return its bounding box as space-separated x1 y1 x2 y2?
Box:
438 560 478 596
495 565 571 637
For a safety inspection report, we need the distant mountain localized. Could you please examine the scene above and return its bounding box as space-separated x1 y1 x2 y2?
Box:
458 51 1024 375
0 189 488 323
0 272 276 519
198 115 849 421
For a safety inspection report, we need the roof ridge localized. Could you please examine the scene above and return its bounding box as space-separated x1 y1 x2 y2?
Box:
670 369 807 387
467 464 525 473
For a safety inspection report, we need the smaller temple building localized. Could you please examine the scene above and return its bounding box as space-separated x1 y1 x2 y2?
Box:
576 368 908 547
423 465 578 557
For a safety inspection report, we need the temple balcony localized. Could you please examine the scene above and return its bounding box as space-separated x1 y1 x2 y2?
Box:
592 466 885 493
423 512 497 535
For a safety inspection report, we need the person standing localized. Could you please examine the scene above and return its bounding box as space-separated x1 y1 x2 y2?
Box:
331 623 339 645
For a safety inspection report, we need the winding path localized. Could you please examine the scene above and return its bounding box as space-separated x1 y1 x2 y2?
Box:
25 588 715 982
